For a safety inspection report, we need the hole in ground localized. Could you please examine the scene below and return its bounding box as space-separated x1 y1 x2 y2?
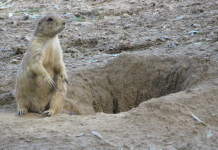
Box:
65 53 218 115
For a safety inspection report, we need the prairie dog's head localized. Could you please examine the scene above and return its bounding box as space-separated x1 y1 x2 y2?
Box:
35 14 66 37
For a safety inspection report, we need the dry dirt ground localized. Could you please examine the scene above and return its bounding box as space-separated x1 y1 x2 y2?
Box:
1 0 218 149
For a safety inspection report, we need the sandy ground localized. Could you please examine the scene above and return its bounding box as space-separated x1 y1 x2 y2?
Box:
1 0 218 149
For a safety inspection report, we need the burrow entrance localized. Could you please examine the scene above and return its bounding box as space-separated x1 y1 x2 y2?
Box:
65 53 218 115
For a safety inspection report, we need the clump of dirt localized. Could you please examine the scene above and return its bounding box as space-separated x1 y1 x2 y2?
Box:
65 52 218 115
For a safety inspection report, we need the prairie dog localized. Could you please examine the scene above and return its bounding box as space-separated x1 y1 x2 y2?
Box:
15 14 68 117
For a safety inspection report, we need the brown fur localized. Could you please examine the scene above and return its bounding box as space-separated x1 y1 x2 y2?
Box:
15 14 68 117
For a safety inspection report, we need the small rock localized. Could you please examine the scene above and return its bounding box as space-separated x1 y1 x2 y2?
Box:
63 13 73 19
10 59 20 64
98 39 104 45
130 0 135 4
28 14 41 19
130 19 134 22
192 23 201 28
146 37 151 41
168 41 179 48
23 14 29 20
176 16 184 20
158 38 166 42
16 35 23 40
207 26 212 30
123 24 132 30
122 13 130 18
24 36 31 42
16 57 22 60
8 13 13 18
160 36 169 40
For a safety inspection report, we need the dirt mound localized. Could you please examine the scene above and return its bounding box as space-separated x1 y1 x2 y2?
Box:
65 52 218 115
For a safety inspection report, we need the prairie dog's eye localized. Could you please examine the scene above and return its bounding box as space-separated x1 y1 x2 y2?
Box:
47 18 53 21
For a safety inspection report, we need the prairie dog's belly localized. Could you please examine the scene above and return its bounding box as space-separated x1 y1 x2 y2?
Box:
43 52 55 68
43 48 56 75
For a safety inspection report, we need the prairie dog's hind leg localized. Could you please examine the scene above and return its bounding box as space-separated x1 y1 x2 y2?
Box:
43 74 66 117
18 107 28 115
16 96 30 116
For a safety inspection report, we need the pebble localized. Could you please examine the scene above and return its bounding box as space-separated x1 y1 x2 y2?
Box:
160 36 169 40
25 139 31 142
10 59 20 64
124 24 132 30
63 13 73 19
176 16 184 20
169 41 177 48
130 0 135 4
207 26 212 30
146 37 151 41
122 13 130 18
192 23 201 28
8 13 13 18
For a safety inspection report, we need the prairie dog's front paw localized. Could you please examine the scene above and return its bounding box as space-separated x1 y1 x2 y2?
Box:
60 74 68 84
42 110 54 117
43 74 56 88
